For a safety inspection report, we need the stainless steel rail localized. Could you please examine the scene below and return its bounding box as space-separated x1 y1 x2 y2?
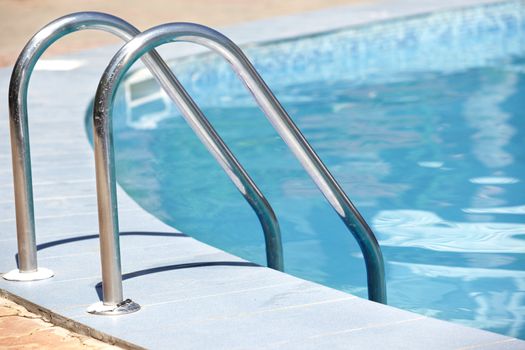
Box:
5 12 283 288
92 22 387 313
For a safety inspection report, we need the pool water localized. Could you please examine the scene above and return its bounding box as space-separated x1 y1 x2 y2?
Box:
102 1 525 339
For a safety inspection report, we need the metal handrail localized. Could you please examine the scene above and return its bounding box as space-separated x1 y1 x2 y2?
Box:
92 22 386 314
5 12 283 285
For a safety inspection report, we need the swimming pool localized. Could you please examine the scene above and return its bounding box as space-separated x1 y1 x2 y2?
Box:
99 0 525 338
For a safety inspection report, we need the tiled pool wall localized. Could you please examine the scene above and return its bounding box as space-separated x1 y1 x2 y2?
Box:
130 0 524 111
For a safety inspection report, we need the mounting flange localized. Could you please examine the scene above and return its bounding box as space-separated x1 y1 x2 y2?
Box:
2 268 54 281
87 298 140 315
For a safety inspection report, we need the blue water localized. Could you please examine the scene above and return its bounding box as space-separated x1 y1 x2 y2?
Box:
100 1 525 339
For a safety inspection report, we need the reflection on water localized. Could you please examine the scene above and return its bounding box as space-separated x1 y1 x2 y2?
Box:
464 71 517 169
106 3 525 339
469 177 520 185
464 205 525 215
375 210 525 253
389 261 525 337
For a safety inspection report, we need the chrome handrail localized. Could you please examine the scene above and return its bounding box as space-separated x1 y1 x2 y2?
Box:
5 12 283 286
92 22 387 313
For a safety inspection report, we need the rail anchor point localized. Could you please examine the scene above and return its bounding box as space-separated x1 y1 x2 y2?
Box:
2 268 54 281
87 298 140 315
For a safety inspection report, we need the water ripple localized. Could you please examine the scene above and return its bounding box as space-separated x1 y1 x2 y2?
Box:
463 205 525 215
470 177 520 185
374 210 525 253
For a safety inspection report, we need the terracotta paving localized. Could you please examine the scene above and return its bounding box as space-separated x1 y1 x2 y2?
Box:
0 297 121 349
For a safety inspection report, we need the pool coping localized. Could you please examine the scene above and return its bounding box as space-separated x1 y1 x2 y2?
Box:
1 0 524 349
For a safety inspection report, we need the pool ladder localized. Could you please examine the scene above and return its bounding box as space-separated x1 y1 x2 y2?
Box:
5 12 386 315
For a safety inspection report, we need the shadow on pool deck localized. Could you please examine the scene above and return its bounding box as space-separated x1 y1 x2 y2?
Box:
94 261 259 301
14 231 189 269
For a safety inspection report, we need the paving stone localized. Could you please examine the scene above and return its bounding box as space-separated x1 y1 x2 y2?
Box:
0 297 120 350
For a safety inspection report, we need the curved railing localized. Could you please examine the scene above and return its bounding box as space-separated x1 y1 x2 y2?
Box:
91 22 386 314
5 12 283 283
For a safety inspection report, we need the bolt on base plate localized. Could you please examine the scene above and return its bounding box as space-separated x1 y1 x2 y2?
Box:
87 299 140 315
2 267 54 281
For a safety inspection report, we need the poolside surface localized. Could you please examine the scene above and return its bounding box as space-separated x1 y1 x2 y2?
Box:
1 0 525 349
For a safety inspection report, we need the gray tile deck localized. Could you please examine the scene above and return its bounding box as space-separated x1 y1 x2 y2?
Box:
1 0 524 349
